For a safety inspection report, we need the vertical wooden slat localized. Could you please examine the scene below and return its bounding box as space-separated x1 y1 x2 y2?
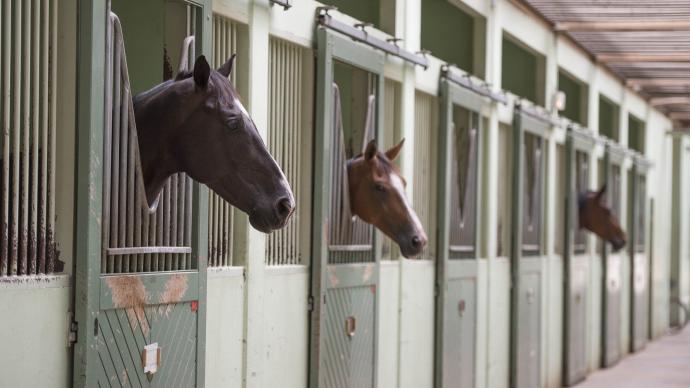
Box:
0 0 10 277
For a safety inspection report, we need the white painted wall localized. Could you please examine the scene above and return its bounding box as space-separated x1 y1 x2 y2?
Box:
0 277 72 388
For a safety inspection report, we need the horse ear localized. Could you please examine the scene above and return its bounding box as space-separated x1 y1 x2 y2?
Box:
385 138 405 161
218 54 236 78
595 184 607 202
193 55 211 88
364 139 378 161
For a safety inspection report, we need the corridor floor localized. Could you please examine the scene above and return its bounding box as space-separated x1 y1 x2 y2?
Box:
575 325 690 388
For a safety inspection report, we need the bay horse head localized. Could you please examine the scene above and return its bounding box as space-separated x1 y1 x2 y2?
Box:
578 185 626 252
133 55 295 233
347 139 428 258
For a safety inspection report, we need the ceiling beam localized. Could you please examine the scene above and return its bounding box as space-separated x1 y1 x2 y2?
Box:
627 78 690 87
669 112 690 121
650 96 690 106
555 20 690 32
598 53 690 62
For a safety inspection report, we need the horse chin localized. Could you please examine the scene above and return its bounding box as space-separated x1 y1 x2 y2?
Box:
398 243 424 259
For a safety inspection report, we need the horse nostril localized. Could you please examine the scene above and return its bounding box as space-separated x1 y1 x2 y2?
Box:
276 197 295 219
412 235 426 248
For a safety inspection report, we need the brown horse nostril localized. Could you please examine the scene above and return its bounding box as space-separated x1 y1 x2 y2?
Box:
412 236 425 248
276 197 294 219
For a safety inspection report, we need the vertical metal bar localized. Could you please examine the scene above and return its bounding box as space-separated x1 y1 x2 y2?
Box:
126 112 135 272
178 176 186 269
110 34 122 274
18 0 31 275
163 180 171 270
101 10 113 274
117 80 128 273
185 176 192 269
9 0 21 276
0 0 10 277
46 0 56 274
170 174 178 270
28 0 40 274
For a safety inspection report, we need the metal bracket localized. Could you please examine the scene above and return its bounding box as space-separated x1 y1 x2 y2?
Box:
442 64 508 105
269 0 292 10
307 295 314 312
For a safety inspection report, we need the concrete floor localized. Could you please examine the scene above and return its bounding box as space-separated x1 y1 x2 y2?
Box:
575 326 690 388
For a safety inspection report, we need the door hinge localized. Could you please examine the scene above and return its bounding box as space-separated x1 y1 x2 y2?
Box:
68 314 78 346
308 296 314 312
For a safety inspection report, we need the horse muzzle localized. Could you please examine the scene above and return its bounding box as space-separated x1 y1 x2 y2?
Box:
398 231 428 259
610 237 626 252
249 195 295 233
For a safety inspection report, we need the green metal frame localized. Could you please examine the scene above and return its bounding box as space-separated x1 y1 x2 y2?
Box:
434 77 487 388
309 26 385 388
562 126 597 386
509 104 551 388
73 1 211 386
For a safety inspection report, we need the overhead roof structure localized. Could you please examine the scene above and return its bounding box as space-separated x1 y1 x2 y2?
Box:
518 0 690 126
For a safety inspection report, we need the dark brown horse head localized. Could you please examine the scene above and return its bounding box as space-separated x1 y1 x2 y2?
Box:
133 55 295 233
347 139 428 258
578 185 626 252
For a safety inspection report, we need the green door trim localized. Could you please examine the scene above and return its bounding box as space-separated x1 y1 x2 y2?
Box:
309 26 385 388
74 1 107 386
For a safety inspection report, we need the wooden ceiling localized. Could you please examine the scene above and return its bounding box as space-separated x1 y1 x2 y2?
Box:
521 0 690 125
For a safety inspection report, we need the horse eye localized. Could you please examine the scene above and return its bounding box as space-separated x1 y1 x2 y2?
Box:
374 183 386 192
225 116 240 130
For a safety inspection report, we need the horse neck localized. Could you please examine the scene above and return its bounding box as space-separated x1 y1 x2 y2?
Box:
133 81 192 205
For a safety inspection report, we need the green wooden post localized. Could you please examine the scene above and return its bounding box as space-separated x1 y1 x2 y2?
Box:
73 1 106 387
562 126 575 382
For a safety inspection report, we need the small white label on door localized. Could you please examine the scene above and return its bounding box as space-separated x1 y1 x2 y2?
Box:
142 343 161 374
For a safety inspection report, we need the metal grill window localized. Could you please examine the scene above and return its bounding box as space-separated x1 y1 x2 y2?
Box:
413 91 438 260
101 10 197 274
327 64 378 265
265 37 312 266
522 133 544 256
0 0 59 277
208 14 242 267
449 106 479 259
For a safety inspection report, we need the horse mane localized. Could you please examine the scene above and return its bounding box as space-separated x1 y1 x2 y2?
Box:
175 70 193 81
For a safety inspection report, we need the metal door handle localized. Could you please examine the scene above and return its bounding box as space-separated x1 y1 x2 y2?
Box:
345 316 356 338
458 300 466 317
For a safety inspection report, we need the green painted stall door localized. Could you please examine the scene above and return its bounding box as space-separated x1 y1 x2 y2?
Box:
90 2 210 386
435 81 485 388
97 274 200 387
310 27 385 388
